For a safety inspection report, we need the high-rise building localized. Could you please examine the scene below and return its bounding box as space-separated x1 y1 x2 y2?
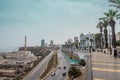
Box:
50 40 53 46
74 37 78 43
116 32 120 41
41 39 45 48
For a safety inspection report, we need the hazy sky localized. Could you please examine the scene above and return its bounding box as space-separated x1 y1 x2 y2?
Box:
0 0 119 51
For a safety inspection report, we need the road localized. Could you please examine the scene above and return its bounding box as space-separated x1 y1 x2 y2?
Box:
22 51 53 80
45 50 71 80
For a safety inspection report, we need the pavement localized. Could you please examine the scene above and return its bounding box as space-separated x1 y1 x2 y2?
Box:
92 51 120 80
45 50 71 80
22 51 53 80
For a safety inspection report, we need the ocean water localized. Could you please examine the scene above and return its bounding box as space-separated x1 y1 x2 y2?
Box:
0 47 18 52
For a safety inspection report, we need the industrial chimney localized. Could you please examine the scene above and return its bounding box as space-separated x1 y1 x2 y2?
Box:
24 36 27 51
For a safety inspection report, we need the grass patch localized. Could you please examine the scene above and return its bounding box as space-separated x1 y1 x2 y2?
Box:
62 50 79 60
40 51 57 79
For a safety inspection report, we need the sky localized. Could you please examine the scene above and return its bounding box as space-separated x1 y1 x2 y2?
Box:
0 0 120 51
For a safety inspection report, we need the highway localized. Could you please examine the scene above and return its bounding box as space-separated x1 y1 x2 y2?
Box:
22 51 53 80
45 50 71 80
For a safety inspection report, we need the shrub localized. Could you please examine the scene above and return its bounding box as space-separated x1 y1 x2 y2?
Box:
68 67 81 79
116 40 120 46
79 59 86 66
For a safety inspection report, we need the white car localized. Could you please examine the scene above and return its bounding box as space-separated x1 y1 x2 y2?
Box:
51 72 55 76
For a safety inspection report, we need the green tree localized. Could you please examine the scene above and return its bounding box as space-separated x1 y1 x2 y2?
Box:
103 9 120 48
96 21 103 33
96 22 103 48
68 67 81 79
95 33 102 48
99 19 109 48
79 59 86 66
116 40 120 46
109 0 120 9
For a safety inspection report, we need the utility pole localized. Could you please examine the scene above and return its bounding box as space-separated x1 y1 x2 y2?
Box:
24 36 27 51
109 30 112 55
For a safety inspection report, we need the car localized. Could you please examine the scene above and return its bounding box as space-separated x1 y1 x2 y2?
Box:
62 72 66 76
58 67 61 69
51 72 55 76
63 66 66 69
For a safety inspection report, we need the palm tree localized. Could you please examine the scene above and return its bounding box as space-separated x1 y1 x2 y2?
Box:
99 18 109 48
97 21 103 49
95 33 102 48
97 21 103 33
109 0 120 9
103 9 120 48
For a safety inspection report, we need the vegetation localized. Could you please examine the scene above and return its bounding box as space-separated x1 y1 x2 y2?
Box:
68 66 82 79
116 40 120 46
97 8 120 48
96 22 103 48
109 0 120 9
103 9 120 48
79 59 86 67
95 33 102 48
99 18 109 48
62 50 79 60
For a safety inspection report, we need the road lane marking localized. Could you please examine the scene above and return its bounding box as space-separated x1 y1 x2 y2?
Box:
93 78 106 80
92 60 120 63
92 62 120 67
92 67 120 73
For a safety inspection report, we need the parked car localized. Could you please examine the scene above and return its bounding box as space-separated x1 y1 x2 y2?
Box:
51 72 55 76
58 66 61 69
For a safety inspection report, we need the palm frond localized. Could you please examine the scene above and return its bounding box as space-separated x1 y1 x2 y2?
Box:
116 16 120 19
109 0 116 3
109 4 120 8
113 10 118 16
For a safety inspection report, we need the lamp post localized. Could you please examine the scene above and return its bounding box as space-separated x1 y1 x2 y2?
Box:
87 32 93 80
109 30 112 55
100 26 103 52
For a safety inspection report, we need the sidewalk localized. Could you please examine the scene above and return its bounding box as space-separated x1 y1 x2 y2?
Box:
92 52 120 80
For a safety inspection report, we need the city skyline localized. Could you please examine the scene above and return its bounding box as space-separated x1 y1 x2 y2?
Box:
0 0 120 51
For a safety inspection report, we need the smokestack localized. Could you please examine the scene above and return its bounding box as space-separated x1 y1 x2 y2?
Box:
24 36 27 51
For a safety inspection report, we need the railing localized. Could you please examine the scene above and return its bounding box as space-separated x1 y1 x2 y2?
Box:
85 52 93 80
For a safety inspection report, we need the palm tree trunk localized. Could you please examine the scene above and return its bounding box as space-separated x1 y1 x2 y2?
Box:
111 25 116 48
104 28 108 48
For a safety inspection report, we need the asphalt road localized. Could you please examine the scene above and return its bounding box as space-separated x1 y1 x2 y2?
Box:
22 51 53 80
45 50 71 80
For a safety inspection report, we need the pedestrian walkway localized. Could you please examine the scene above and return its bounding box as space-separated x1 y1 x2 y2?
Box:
92 52 120 80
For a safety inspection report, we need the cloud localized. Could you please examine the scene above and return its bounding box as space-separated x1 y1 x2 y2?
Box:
0 0 113 51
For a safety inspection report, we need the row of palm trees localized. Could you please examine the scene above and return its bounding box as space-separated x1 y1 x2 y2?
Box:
96 0 120 48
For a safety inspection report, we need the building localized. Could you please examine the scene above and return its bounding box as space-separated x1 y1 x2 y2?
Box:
41 39 45 48
50 40 53 46
80 33 96 49
74 37 78 43
116 32 120 41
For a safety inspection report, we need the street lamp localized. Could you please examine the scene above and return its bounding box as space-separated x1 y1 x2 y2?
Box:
109 30 112 55
86 32 93 80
